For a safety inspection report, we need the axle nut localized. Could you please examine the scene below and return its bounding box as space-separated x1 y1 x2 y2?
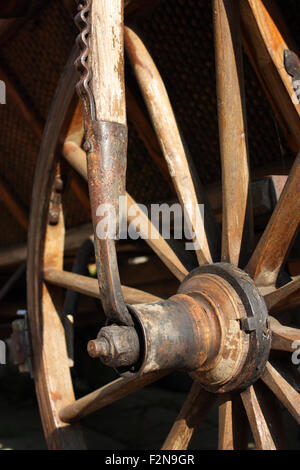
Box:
87 324 140 368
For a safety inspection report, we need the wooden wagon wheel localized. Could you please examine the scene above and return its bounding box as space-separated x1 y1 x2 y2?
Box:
27 0 300 450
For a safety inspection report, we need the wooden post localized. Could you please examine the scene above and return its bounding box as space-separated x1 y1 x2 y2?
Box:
89 0 126 124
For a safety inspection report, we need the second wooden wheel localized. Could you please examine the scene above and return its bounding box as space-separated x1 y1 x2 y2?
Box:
27 0 300 450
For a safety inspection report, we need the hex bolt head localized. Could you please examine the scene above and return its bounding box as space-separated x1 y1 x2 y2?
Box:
87 324 140 368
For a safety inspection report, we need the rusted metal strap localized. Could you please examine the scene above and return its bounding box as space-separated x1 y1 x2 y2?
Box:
85 120 132 326
284 49 300 104
87 120 132 326
74 1 132 326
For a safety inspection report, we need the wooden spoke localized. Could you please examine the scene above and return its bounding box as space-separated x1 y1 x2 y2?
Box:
261 362 300 425
218 394 249 450
124 26 215 266
241 386 276 449
213 0 252 266
161 382 215 450
43 268 161 305
240 0 300 149
246 151 300 286
59 370 169 424
270 317 300 352
264 276 300 313
63 140 188 281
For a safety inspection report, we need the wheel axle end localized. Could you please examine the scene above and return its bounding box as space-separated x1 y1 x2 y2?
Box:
87 324 140 368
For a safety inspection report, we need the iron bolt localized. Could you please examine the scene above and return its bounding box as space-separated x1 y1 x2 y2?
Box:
87 324 140 368
87 337 109 359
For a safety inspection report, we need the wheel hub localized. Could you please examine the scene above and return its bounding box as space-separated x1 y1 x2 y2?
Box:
88 263 271 393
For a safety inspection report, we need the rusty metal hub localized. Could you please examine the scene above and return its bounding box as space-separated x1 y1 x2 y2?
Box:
88 263 271 393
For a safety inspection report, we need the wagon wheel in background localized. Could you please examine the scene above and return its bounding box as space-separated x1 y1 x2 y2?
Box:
27 0 300 450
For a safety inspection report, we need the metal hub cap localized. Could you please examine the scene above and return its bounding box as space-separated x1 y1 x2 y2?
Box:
88 263 271 393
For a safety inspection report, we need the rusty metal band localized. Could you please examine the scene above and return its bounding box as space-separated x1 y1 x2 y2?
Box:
86 121 132 326
84 120 132 326
74 1 132 326
182 262 271 391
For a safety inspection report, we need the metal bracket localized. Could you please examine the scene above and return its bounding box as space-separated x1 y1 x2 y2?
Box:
49 175 63 225
284 49 300 103
10 310 33 376
239 316 257 333
185 263 271 390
